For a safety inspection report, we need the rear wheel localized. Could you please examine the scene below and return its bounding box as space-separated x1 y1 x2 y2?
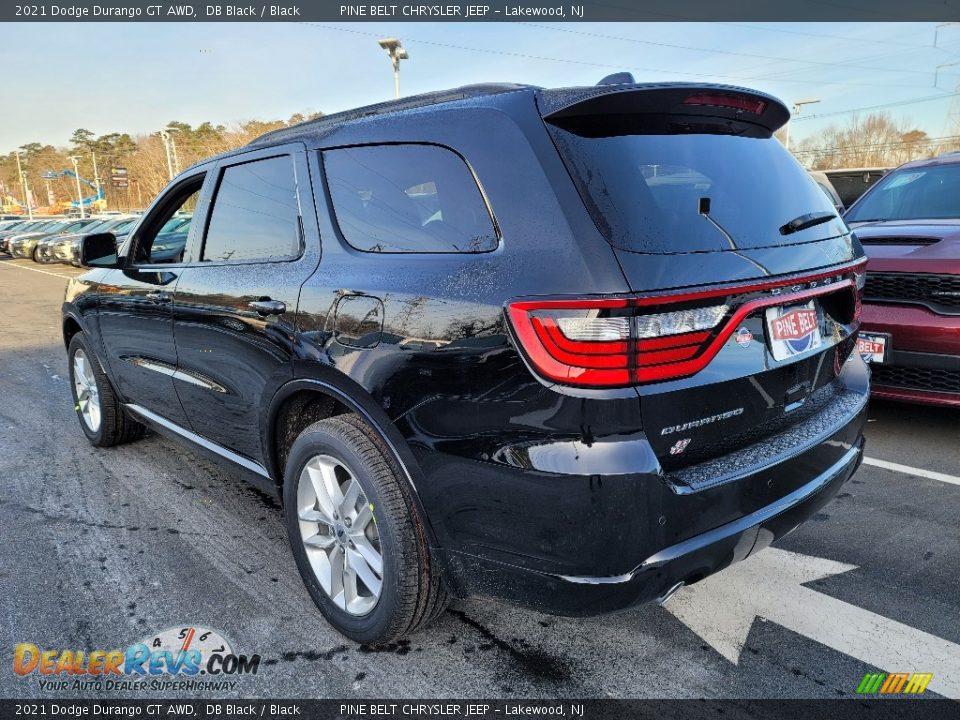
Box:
68 333 145 447
283 414 448 644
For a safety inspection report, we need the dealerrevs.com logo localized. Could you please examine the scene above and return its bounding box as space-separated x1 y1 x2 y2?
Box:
13 626 262 693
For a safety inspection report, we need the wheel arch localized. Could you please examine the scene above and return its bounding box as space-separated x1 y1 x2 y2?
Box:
62 313 83 349
265 375 438 546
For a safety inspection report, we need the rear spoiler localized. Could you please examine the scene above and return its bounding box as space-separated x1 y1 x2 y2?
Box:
536 83 790 136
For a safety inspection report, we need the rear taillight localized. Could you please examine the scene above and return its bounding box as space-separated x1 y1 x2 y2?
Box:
507 299 728 388
507 262 866 389
853 268 866 323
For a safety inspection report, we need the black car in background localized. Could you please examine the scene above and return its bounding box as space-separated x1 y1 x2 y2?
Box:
64 80 868 644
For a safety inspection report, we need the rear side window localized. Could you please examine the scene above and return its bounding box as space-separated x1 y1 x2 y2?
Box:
548 124 842 254
323 144 497 253
202 155 301 263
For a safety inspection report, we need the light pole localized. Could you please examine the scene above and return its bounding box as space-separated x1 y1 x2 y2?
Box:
14 150 33 220
169 132 181 175
784 98 820 151
130 179 143 210
90 150 103 211
158 129 175 180
378 38 409 99
69 156 86 219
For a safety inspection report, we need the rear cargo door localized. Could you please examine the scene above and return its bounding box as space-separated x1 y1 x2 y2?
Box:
539 84 865 472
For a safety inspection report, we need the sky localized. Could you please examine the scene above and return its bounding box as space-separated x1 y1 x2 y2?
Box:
3 21 960 151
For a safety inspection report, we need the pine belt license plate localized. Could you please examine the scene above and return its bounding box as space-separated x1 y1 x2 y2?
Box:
765 301 822 361
857 332 890 364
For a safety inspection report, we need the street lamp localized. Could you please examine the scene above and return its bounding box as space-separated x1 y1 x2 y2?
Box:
784 98 821 151
14 150 33 220
158 129 181 180
68 156 85 219
378 38 409 99
90 150 103 211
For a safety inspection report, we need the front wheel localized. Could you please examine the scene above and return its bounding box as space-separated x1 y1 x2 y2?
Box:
283 414 448 644
68 333 145 447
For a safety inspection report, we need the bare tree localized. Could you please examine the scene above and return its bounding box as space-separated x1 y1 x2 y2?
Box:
792 112 936 169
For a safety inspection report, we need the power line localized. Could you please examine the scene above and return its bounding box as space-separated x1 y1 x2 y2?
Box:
720 22 934 49
791 133 960 154
520 22 944 77
300 23 927 91
793 91 960 121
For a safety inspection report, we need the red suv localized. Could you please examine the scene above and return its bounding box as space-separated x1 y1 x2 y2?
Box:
845 152 960 407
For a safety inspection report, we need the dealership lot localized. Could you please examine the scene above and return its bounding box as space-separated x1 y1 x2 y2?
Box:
0 256 957 699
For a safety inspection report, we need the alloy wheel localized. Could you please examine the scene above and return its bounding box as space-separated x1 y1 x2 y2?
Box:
72 349 102 433
297 454 383 616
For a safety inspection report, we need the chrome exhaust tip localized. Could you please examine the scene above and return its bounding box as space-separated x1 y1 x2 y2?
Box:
655 581 685 606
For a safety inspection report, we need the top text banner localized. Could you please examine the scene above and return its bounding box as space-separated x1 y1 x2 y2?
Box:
5 0 960 22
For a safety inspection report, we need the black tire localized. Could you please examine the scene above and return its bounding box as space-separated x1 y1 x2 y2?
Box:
67 333 145 447
32 246 41 262
283 414 448 644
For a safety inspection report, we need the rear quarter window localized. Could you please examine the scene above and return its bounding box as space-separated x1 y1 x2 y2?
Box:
323 144 498 253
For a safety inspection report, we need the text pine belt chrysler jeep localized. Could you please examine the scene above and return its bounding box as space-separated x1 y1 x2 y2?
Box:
63 79 869 644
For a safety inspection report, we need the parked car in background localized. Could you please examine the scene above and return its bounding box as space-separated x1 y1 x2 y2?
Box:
845 152 960 406
809 171 844 214
825 167 889 208
38 216 139 264
65 80 868 644
1 219 65 254
68 215 190 266
1 218 60 252
9 218 98 260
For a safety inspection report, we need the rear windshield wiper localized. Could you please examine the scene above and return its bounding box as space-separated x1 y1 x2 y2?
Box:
779 211 836 236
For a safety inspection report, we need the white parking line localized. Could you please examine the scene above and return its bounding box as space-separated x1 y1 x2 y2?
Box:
0 261 73 280
863 456 960 487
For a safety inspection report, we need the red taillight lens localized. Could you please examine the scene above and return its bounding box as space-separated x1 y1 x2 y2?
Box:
853 269 866 323
507 263 864 389
507 299 727 388
683 93 766 115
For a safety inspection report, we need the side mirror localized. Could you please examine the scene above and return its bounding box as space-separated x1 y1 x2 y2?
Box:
79 232 119 268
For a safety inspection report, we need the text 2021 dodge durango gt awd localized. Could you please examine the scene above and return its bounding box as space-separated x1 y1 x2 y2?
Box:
62 79 869 644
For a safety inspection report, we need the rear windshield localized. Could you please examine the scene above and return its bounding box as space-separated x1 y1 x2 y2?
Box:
549 127 844 254
845 165 960 222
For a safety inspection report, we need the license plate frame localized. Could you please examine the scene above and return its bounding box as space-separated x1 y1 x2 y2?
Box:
857 332 891 364
764 301 823 361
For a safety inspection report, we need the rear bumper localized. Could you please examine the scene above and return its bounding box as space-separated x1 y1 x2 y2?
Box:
441 439 864 616
861 303 960 405
428 359 869 615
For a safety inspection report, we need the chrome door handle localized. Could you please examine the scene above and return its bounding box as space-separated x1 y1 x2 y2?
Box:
249 299 286 316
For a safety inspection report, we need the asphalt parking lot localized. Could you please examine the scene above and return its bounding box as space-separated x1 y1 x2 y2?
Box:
1 255 958 700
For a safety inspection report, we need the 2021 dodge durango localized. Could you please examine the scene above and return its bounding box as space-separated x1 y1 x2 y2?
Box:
63 80 869 643
844 152 960 407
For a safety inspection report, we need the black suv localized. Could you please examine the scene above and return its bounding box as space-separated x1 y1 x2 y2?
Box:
64 80 869 644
